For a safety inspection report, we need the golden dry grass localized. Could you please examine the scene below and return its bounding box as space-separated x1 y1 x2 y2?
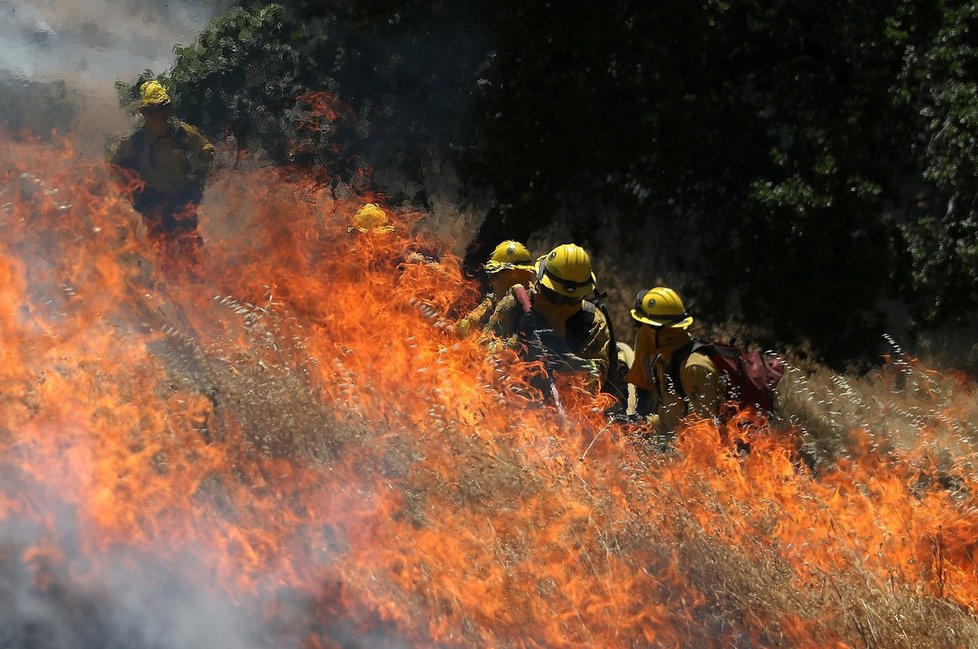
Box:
8 137 978 646
141 288 978 648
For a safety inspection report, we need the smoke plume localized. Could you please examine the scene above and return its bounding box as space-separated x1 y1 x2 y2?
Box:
0 0 229 143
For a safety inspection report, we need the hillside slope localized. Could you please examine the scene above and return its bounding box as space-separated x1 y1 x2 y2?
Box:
1 132 978 648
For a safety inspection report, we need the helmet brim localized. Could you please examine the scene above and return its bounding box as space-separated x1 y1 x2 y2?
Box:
139 99 172 110
630 309 694 329
484 260 536 274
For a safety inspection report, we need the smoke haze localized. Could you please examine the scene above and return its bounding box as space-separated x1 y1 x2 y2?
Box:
0 0 228 143
0 3 268 647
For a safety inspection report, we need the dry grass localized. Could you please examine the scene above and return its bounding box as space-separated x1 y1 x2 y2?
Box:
10 147 977 647
773 335 978 471
149 292 978 647
241 204 978 647
675 522 978 649
148 292 360 465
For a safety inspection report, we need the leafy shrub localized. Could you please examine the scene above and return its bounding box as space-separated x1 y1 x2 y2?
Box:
122 0 978 367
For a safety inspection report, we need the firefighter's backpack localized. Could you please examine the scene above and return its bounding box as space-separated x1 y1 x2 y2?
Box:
669 340 785 412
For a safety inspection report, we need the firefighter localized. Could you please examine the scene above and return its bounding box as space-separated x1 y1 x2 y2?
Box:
489 243 635 407
454 240 536 339
349 203 395 234
348 202 443 272
625 287 721 434
111 80 215 250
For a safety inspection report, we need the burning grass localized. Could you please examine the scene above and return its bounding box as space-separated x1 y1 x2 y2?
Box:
1 131 978 647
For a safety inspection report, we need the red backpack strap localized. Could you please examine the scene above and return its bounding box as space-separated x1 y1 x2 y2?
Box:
512 284 533 315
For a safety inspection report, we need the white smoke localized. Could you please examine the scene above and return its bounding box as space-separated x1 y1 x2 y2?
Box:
0 0 229 143
0 3 278 646
0 0 227 81
0 516 262 649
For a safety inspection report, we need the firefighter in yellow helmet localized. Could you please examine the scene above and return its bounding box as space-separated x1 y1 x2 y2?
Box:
454 240 536 338
487 244 628 399
349 203 395 233
625 287 721 434
110 80 215 250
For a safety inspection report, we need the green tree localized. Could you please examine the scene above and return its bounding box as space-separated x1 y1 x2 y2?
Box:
124 0 978 366
464 0 916 363
894 2 978 329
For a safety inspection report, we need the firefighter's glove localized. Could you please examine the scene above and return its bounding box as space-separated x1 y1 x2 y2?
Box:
454 318 473 338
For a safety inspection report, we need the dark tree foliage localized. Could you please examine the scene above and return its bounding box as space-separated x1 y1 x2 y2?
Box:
893 2 978 328
125 0 978 367
141 1 488 196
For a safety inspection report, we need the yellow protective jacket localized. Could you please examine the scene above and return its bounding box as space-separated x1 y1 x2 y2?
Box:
486 289 522 340
489 291 611 378
111 119 214 194
454 292 504 339
626 327 721 434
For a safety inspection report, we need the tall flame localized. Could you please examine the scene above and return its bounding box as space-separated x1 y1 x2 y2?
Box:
1 131 978 648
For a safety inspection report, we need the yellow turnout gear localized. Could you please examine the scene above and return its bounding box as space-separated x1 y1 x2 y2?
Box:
111 120 214 194
625 286 720 434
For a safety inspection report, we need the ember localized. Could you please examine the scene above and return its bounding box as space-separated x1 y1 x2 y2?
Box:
2 131 978 648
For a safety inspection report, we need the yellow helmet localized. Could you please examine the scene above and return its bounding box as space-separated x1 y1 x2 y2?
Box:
484 240 535 273
536 243 596 298
138 80 171 109
630 287 694 328
350 203 389 232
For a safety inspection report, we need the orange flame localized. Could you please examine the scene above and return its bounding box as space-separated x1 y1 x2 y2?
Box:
1 129 978 647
